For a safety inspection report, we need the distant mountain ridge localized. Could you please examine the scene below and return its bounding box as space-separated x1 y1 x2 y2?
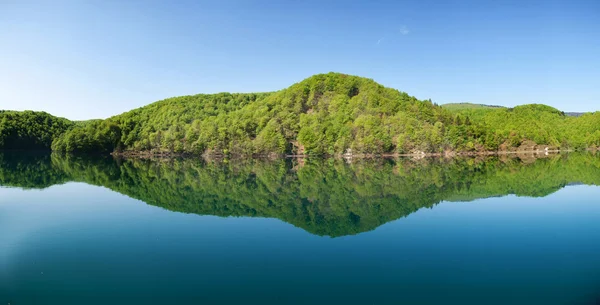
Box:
443 102 588 117
442 103 506 110
565 112 587 117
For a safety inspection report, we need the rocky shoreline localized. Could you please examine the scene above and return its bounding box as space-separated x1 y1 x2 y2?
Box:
110 147 597 160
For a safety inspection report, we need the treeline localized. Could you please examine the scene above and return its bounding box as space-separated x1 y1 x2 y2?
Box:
2 152 600 236
2 73 600 155
444 104 600 150
0 110 73 150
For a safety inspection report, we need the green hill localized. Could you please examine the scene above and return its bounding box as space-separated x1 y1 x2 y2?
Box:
1 73 599 155
445 103 600 150
51 73 464 155
0 110 74 150
444 103 587 118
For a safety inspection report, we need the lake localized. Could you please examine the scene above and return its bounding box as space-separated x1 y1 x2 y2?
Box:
1 152 600 304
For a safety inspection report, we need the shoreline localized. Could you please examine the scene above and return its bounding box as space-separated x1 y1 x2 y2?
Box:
108 148 597 159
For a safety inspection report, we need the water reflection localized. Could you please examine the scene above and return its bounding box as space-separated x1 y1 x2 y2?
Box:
1 152 600 237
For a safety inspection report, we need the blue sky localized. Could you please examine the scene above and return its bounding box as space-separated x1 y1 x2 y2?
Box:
1 0 599 120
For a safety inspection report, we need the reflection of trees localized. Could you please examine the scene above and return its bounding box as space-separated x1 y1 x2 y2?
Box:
1 152 599 237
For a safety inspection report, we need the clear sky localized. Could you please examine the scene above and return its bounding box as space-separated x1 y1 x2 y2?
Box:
1 0 599 120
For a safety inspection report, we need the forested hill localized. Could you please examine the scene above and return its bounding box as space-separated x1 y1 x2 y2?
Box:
0 110 74 150
1 72 599 155
51 73 462 155
443 103 600 149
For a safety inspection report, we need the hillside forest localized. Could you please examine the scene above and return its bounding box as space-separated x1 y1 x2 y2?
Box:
1 73 599 156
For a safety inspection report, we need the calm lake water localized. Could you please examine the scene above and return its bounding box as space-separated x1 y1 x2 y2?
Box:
1 152 600 304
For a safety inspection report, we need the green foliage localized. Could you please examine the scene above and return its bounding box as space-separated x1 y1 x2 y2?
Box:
447 103 600 150
3 74 600 155
50 73 474 155
51 120 121 153
2 152 600 236
0 110 74 150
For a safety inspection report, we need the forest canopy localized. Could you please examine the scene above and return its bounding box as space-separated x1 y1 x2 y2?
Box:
1 73 599 155
0 110 74 150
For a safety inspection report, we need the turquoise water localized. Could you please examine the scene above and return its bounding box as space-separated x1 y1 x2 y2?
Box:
1 153 600 304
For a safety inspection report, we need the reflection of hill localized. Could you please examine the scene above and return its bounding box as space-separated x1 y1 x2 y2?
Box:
1 152 600 237
0 152 70 189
